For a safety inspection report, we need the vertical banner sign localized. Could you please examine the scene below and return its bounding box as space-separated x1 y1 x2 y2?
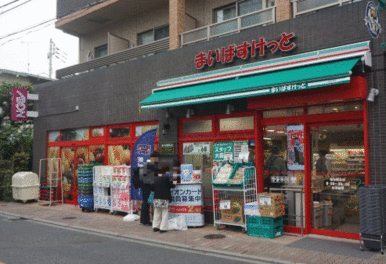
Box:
130 128 157 200
287 125 304 171
11 87 28 121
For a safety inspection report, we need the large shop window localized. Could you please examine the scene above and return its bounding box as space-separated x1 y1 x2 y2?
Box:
135 125 159 137
264 124 305 228
308 102 363 115
183 120 212 134
310 124 364 233
108 145 131 166
48 131 60 142
182 142 213 209
62 128 89 141
219 116 254 131
109 127 130 138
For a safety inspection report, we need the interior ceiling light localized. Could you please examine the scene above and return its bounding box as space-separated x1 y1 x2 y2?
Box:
263 137 271 141
267 130 275 133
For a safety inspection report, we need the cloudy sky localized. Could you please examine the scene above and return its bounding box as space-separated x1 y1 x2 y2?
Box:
0 0 79 79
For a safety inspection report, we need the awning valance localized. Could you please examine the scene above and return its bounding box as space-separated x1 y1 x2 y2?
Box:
140 57 360 109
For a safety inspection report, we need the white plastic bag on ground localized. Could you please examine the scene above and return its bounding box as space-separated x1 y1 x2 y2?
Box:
123 214 140 222
168 215 188 231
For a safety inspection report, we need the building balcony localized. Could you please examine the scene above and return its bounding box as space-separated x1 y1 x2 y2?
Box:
180 6 276 47
292 0 358 18
56 38 169 79
56 0 169 36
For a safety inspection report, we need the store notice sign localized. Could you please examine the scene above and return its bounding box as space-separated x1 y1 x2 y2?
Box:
169 184 204 227
259 196 272 207
183 142 210 155
220 200 231 210
287 125 304 171
213 141 248 161
160 143 174 156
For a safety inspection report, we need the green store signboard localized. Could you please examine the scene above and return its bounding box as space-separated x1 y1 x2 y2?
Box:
213 141 248 161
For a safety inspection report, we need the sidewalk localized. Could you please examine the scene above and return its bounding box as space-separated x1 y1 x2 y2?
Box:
0 201 384 264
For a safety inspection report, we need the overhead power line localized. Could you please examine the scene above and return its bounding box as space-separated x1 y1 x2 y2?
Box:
0 0 32 16
0 18 56 41
0 0 22 9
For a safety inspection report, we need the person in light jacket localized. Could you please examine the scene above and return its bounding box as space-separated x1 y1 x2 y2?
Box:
152 164 176 233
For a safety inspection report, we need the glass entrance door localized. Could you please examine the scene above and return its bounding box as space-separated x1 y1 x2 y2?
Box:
263 124 305 229
310 123 364 234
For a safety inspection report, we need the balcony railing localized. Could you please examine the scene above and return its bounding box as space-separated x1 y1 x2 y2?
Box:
56 38 169 79
293 0 354 17
181 7 276 47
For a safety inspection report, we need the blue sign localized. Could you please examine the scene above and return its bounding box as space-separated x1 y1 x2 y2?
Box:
130 128 157 200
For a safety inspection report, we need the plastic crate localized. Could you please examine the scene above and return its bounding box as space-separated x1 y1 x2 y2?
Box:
246 216 283 228
247 225 284 238
78 195 94 208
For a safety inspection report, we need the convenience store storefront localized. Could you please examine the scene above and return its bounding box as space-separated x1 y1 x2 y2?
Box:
140 41 371 239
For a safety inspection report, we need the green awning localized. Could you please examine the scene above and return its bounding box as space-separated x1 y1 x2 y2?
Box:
141 58 360 109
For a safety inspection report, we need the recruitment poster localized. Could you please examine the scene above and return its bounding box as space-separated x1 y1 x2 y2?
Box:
213 141 248 161
287 125 304 171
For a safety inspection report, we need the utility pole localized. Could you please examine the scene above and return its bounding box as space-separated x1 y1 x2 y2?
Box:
48 38 54 79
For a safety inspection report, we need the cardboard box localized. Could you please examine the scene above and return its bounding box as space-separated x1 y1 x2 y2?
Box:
220 197 244 216
221 213 245 224
258 193 284 206
260 208 285 218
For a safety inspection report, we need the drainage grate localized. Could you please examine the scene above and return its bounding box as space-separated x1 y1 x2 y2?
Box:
1 204 7 206
204 234 226 239
62 217 77 220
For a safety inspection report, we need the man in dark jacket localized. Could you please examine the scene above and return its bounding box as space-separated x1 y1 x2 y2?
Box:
139 151 158 226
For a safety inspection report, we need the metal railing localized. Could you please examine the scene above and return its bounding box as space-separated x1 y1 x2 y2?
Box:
293 0 354 18
181 7 276 47
56 38 169 79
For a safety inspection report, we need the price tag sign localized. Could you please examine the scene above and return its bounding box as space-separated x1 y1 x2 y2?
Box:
220 200 231 210
259 196 272 206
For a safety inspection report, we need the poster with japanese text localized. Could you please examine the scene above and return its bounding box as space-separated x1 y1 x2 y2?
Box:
213 141 248 161
183 142 210 155
169 184 204 226
287 125 304 171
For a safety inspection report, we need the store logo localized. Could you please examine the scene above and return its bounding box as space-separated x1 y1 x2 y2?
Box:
365 2 382 38
194 33 296 70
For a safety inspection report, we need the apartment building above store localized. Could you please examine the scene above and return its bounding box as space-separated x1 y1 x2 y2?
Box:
55 0 363 79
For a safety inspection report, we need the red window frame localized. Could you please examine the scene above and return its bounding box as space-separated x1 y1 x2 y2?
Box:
46 121 159 205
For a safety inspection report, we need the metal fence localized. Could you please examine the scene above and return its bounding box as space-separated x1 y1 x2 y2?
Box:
293 0 355 18
181 7 276 47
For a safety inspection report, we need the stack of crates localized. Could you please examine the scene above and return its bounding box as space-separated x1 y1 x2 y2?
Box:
246 215 284 238
77 164 94 210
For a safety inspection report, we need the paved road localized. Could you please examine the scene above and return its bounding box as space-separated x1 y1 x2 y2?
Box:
0 215 259 264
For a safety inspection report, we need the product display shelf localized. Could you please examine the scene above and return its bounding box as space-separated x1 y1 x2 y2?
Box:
212 164 257 233
111 165 132 214
93 166 112 213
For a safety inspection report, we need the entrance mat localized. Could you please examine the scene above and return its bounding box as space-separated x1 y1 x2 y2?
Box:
285 237 378 260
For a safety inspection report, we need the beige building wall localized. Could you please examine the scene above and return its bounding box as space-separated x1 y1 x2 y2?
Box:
78 0 288 61
79 5 169 63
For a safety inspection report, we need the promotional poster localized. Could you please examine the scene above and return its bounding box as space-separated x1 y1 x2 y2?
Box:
287 125 304 171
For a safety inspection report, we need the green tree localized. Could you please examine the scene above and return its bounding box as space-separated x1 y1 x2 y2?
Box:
0 82 34 200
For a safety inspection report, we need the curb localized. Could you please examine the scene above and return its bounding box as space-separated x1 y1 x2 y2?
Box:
0 211 296 264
